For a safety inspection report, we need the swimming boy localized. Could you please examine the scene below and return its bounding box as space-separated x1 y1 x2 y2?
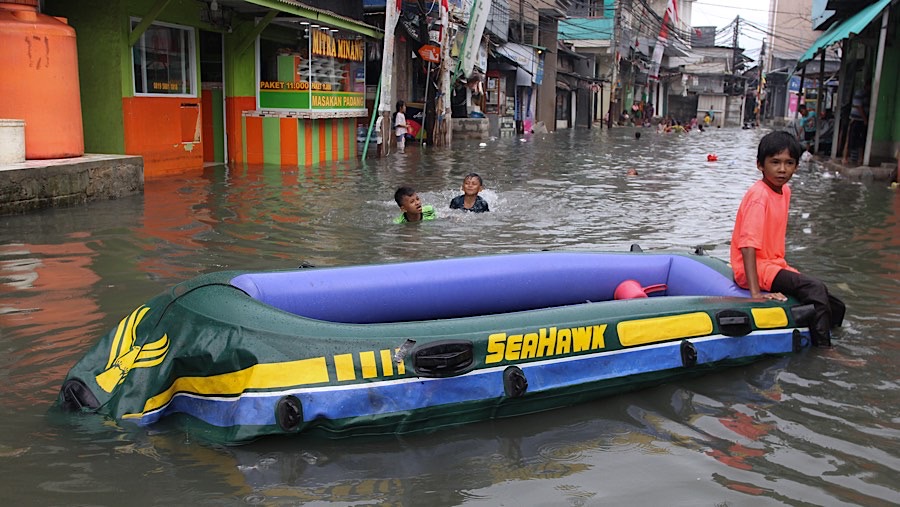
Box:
394 186 436 223
730 131 845 347
449 173 490 213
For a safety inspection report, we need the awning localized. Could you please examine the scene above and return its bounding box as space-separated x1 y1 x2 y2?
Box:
247 0 383 38
523 43 547 52
797 0 890 65
492 44 538 86
496 43 536 70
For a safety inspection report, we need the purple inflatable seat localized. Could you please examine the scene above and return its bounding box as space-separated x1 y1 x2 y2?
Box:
230 252 748 324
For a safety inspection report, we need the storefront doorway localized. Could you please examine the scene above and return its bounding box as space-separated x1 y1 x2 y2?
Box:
199 30 225 164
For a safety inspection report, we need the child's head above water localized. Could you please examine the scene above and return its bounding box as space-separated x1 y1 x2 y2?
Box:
461 173 484 195
394 186 420 210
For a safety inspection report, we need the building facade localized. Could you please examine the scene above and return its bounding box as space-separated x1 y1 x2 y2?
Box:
28 0 380 177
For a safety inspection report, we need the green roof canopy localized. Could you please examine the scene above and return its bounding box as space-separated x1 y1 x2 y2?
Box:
797 0 890 65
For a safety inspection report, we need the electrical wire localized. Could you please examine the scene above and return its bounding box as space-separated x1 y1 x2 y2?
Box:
401 0 821 68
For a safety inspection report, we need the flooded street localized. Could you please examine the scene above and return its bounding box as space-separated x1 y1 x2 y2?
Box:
1 126 898 506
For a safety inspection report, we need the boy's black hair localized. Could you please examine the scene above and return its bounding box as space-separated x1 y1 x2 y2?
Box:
396 100 405 112
757 131 803 165
394 186 415 206
463 172 483 185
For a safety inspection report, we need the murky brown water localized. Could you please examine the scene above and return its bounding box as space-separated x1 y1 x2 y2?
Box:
1 126 898 506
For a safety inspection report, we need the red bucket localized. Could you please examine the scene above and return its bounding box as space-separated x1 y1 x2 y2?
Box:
614 280 668 300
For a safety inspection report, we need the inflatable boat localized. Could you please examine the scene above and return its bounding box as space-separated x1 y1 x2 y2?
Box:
58 250 815 443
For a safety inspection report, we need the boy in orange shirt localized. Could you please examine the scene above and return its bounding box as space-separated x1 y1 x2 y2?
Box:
731 131 845 347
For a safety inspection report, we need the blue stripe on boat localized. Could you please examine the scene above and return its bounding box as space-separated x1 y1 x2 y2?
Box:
136 329 804 428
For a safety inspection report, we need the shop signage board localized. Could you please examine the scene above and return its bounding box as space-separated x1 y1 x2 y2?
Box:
258 30 366 111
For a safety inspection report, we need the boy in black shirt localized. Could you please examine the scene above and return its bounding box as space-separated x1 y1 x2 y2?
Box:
449 173 490 213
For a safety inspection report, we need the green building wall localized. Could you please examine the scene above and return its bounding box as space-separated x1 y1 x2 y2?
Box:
224 21 259 98
46 0 127 155
45 0 215 157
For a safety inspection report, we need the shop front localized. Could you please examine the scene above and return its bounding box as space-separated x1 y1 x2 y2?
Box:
39 0 380 178
124 16 205 175
491 42 540 136
243 23 368 166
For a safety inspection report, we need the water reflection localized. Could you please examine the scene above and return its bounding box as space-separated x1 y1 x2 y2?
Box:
0 126 897 505
0 241 104 408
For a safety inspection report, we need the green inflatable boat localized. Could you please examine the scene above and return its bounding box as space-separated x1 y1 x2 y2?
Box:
58 250 815 443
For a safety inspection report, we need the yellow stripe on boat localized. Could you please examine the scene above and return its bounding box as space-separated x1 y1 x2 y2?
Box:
334 353 356 381
751 307 788 328
617 312 713 346
360 351 378 378
380 350 394 376
126 356 330 417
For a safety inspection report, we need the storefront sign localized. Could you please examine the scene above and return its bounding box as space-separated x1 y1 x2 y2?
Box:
258 90 366 110
311 31 365 61
259 30 366 111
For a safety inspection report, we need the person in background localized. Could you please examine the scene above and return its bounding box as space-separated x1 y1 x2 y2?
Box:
730 131 845 347
816 109 835 155
449 173 490 213
799 105 816 149
843 83 870 165
786 106 803 142
394 100 411 154
394 186 436 223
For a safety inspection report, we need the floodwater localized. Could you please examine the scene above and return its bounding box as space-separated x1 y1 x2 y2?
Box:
1 126 898 506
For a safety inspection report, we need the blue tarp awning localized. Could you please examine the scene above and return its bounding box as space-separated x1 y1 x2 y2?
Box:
558 17 615 41
797 0 891 65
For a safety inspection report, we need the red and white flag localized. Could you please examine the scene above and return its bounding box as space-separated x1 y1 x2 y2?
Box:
649 0 679 82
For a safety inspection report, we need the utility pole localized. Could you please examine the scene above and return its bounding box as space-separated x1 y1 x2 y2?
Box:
732 16 740 77
609 1 619 127
756 40 765 127
519 0 524 43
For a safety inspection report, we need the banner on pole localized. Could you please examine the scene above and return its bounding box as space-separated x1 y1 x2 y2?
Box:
460 0 492 78
648 0 678 82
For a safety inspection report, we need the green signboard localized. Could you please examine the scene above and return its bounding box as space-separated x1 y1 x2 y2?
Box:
259 89 365 109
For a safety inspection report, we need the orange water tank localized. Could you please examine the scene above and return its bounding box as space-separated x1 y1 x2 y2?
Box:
0 0 84 159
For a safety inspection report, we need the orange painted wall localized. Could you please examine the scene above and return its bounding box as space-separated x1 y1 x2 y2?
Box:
280 117 298 166
226 96 257 165
244 115 263 165
122 96 203 178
